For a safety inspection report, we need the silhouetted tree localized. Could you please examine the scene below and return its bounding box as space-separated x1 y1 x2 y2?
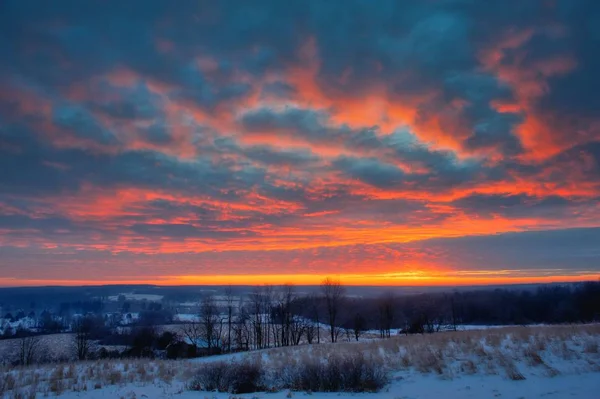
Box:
225 285 235 353
378 294 394 338
353 313 366 341
72 316 94 360
200 295 224 351
16 332 43 365
321 278 345 343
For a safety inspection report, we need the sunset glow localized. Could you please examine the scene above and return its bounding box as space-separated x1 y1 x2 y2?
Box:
1 1 599 286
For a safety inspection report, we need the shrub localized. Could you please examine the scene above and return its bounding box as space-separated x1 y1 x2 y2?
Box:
189 360 265 394
189 361 229 392
49 378 65 395
189 353 387 394
281 352 388 393
107 370 122 385
460 359 477 374
1 374 16 394
524 348 544 366
584 341 598 354
229 361 264 394
414 348 444 374
499 357 526 381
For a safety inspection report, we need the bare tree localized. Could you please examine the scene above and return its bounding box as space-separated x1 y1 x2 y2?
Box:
248 286 274 349
180 318 202 357
303 295 319 344
305 320 317 344
352 313 366 341
448 294 460 331
312 295 321 344
278 284 295 347
378 294 395 338
200 295 224 351
264 285 275 349
72 316 94 360
233 299 250 351
404 300 444 334
321 277 345 343
344 327 353 342
289 316 309 345
17 334 43 366
224 285 235 353
249 286 265 349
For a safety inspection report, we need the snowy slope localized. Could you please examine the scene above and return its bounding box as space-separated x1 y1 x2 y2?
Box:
1 324 598 398
53 372 600 399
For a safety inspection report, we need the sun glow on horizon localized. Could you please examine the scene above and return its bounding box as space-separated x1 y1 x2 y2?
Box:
1 271 597 288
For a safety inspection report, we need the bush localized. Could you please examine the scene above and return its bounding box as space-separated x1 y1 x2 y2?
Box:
189 360 265 394
166 341 197 359
189 352 387 394
280 352 388 393
95 347 122 360
189 362 229 392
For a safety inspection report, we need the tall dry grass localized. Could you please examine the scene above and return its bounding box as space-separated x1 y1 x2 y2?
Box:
1 324 598 397
260 324 600 381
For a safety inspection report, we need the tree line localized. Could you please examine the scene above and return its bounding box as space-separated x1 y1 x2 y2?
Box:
2 280 598 365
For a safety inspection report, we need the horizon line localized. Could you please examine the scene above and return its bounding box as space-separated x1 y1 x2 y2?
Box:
1 275 598 290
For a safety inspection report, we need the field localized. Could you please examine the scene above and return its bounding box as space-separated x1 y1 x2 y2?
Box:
1 324 599 398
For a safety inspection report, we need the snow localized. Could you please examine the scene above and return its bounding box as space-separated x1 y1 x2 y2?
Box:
119 312 139 325
455 324 546 331
42 371 600 399
182 337 210 348
173 313 199 322
107 293 164 302
0 333 74 365
2 324 599 398
0 316 37 334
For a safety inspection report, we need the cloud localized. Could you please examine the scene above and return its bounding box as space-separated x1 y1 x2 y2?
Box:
420 227 600 271
0 228 598 283
450 193 579 219
332 157 405 189
0 0 599 284
261 81 297 99
52 103 118 145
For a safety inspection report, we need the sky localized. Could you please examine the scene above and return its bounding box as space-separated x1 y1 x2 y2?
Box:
0 0 599 287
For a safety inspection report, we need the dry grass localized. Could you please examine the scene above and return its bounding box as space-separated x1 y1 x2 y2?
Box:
584 340 598 354
0 359 184 398
459 359 477 374
1 324 598 396
261 324 600 382
502 360 526 380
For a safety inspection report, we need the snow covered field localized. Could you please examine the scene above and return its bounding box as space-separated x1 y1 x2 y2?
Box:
1 324 598 398
49 373 600 399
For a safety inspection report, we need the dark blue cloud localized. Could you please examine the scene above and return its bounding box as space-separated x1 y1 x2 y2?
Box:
450 193 582 219
89 83 162 121
52 103 118 145
419 227 600 272
332 157 405 189
527 1 600 119
0 124 267 198
0 0 599 282
261 81 297 99
2 0 597 155
145 123 173 145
